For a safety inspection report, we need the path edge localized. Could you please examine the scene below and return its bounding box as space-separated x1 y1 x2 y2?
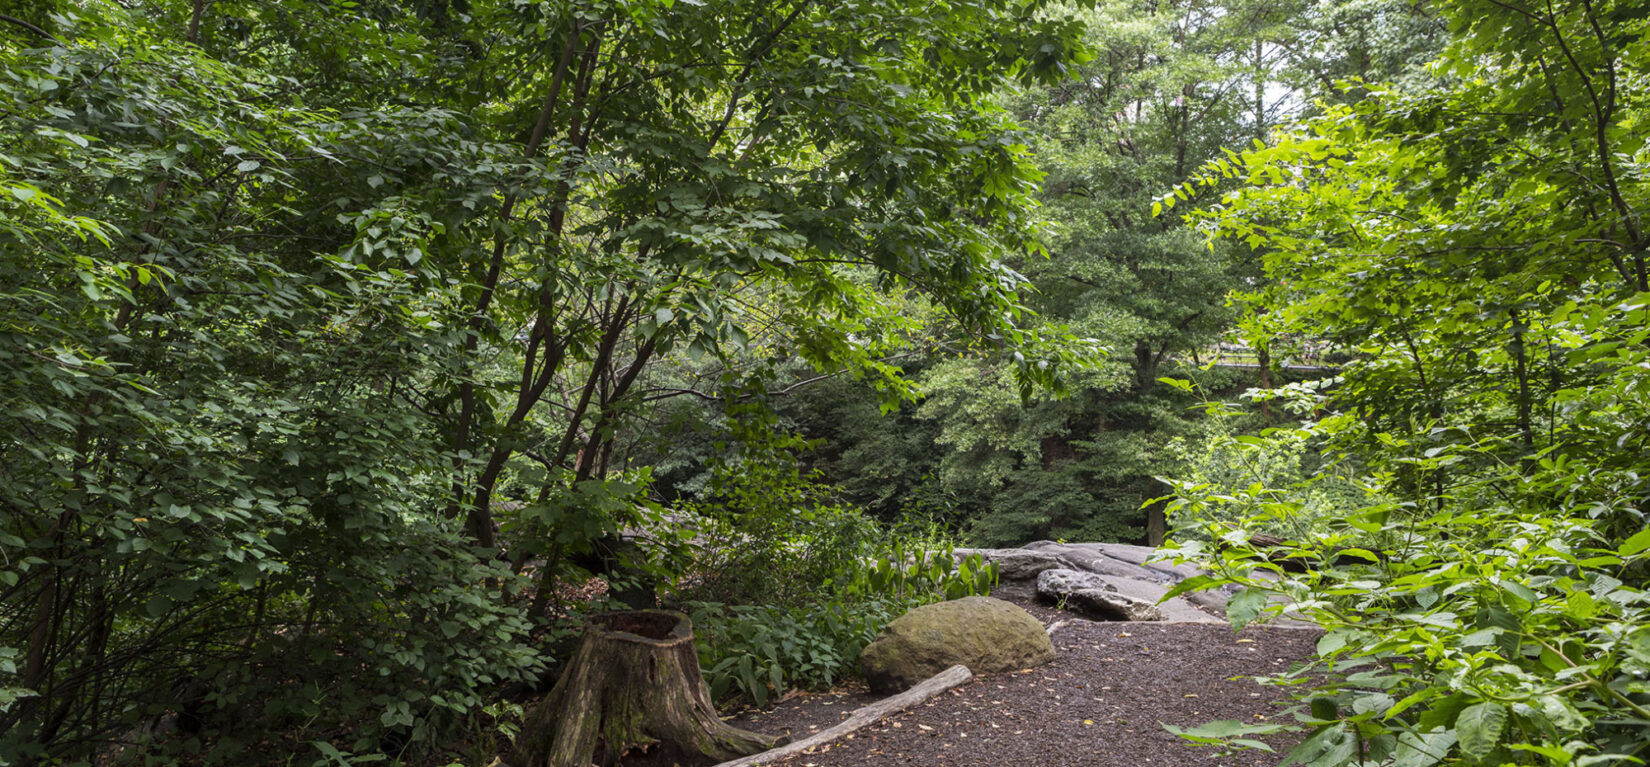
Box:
711 664 974 767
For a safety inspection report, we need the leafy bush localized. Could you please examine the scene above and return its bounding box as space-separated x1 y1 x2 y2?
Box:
689 598 904 708
1159 421 1650 766
657 416 997 707
1148 0 1650 759
690 543 996 707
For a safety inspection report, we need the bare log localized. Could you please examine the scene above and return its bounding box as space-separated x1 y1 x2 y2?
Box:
711 664 974 767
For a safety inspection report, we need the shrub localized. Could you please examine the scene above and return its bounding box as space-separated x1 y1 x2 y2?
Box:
1158 421 1650 766
690 541 997 707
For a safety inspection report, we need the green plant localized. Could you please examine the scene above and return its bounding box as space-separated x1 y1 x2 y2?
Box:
688 539 997 708
686 520 996 707
689 599 899 708
1147 0 1650 759
1157 415 1650 765
845 544 998 602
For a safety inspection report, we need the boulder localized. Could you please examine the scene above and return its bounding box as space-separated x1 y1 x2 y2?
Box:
1060 588 1165 622
1035 568 1117 600
860 597 1055 693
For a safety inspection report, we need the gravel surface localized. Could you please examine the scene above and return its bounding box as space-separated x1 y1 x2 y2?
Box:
731 618 1321 767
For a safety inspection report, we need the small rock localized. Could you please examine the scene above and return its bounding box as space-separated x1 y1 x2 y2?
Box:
1035 568 1118 601
1061 588 1165 622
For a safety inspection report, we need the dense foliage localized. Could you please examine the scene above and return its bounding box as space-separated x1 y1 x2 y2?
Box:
780 0 1446 548
1159 0 1650 763
6 0 1648 763
0 0 1083 761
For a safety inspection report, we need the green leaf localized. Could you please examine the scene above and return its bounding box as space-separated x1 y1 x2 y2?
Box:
144 595 173 618
1161 574 1217 600
1619 527 1650 556
1316 630 1351 656
1282 725 1355 767
1227 587 1269 631
1498 579 1538 609
1389 730 1456 767
1454 702 1506 759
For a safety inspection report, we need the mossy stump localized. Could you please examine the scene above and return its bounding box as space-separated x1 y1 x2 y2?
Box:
511 610 783 767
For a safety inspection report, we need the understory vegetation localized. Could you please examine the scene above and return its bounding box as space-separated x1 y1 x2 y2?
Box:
1154 0 1650 763
2 0 1648 764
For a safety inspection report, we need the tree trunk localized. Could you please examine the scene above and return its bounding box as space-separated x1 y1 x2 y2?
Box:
511 610 783 767
1145 503 1166 547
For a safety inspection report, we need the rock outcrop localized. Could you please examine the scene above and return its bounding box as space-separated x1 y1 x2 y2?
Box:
955 543 1231 623
860 597 1055 693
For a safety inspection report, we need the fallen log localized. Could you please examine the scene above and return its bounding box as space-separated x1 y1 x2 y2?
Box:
711 664 974 767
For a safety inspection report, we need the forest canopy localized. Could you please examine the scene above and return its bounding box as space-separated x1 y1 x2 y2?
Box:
2 0 1649 764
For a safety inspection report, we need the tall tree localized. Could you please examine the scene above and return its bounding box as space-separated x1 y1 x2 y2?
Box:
1161 0 1650 760
0 0 1094 759
900 0 1275 545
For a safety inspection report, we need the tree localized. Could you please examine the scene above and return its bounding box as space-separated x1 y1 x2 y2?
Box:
884 0 1273 545
0 0 1097 760
1160 0 1650 760
777 0 1440 548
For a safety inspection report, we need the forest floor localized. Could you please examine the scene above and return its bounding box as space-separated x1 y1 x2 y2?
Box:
726 599 1321 767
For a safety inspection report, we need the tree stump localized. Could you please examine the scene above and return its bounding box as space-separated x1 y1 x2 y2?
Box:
511 610 783 767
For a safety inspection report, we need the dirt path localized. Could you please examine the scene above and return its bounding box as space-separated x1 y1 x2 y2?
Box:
732 617 1320 767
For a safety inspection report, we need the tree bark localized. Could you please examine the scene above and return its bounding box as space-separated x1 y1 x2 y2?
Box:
511 610 783 767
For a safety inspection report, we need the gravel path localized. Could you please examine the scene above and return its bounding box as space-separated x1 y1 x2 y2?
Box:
731 618 1321 767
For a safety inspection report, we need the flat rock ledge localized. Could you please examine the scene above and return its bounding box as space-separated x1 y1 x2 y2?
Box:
954 542 1229 623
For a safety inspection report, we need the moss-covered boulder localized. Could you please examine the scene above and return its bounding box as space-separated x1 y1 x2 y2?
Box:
859 596 1055 693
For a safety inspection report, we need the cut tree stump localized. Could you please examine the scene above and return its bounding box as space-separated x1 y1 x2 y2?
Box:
510 610 784 767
